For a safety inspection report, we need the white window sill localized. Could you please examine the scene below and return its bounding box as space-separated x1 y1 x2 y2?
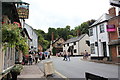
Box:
117 55 120 57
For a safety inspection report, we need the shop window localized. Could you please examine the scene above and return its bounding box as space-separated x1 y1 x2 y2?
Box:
100 24 104 33
90 44 95 54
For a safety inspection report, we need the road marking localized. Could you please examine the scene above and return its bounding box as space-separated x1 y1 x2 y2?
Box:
55 70 67 78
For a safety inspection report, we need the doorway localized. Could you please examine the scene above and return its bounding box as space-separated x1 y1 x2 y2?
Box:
102 42 107 57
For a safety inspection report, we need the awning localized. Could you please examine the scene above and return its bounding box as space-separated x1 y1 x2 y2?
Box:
108 39 120 46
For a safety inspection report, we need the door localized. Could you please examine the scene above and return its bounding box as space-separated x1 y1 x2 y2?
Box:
103 42 107 57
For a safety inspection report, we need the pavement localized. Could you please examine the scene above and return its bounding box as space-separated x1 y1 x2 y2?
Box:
17 64 44 79
80 58 120 65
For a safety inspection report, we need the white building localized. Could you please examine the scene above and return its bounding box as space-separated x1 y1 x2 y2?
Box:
63 34 90 56
24 23 38 51
89 13 112 60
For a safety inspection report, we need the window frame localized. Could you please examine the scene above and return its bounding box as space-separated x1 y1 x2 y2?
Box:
89 28 93 36
90 43 95 54
99 24 105 33
117 45 120 56
118 27 120 37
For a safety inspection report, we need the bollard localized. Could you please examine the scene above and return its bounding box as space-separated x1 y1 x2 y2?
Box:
44 61 55 77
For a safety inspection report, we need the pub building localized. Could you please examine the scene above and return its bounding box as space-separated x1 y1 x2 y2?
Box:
108 7 120 62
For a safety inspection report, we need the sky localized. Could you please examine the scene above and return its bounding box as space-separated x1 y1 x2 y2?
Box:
22 0 112 33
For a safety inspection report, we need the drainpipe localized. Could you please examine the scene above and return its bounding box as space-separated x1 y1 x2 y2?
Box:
96 26 100 60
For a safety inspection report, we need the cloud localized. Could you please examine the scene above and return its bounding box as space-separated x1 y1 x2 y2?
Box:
23 0 111 33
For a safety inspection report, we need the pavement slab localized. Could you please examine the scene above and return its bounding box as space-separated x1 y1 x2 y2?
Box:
17 64 44 79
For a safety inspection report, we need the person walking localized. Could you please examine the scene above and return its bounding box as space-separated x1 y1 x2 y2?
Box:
48 51 51 59
84 50 89 59
35 53 38 64
63 50 67 61
28 54 33 65
67 52 71 61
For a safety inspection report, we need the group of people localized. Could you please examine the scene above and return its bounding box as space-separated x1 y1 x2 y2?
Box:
22 50 51 65
63 50 71 61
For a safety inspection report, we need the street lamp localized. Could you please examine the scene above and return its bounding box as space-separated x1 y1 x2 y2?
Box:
16 2 29 28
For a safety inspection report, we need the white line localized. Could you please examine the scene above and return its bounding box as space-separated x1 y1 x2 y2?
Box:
55 70 67 78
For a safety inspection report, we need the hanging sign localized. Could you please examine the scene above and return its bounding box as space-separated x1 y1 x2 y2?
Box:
106 25 116 32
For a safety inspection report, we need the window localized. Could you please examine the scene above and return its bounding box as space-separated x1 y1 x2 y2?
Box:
99 24 104 33
67 43 69 46
117 46 120 55
90 44 95 54
74 42 76 45
57 43 61 46
64 44 65 47
74 49 77 53
89 28 93 36
118 27 120 36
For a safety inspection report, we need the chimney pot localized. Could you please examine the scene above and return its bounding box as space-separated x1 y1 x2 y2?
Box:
108 7 116 17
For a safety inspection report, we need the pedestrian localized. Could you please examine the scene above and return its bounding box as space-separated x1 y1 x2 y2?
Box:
39 51 43 60
67 52 71 61
35 53 38 64
84 50 89 59
28 54 33 65
63 50 67 61
48 51 51 59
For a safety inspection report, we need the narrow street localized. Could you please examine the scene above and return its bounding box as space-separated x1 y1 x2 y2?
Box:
38 56 119 78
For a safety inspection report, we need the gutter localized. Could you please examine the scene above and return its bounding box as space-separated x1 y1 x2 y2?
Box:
89 20 108 28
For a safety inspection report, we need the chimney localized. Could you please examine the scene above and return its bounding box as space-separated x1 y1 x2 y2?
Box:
77 30 81 36
108 7 116 17
51 32 54 41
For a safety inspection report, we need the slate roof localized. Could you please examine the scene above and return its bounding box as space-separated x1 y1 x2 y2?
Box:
64 34 86 44
89 13 112 28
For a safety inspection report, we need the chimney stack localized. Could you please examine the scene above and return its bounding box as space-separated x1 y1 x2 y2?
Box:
108 7 116 17
77 30 81 36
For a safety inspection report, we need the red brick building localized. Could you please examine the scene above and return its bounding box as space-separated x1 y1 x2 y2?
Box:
108 7 120 62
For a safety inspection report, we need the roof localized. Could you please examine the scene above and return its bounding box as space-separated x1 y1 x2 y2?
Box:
64 34 86 44
89 13 112 28
24 23 38 37
52 38 64 44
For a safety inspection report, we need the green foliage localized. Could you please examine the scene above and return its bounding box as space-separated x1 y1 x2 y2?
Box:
16 36 29 55
35 29 49 51
75 19 96 35
11 64 23 73
2 24 21 46
52 47 56 56
2 24 29 55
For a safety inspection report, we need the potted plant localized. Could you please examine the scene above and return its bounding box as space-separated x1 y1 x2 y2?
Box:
10 64 23 80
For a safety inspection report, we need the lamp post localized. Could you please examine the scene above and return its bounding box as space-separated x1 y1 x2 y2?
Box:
16 2 29 28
